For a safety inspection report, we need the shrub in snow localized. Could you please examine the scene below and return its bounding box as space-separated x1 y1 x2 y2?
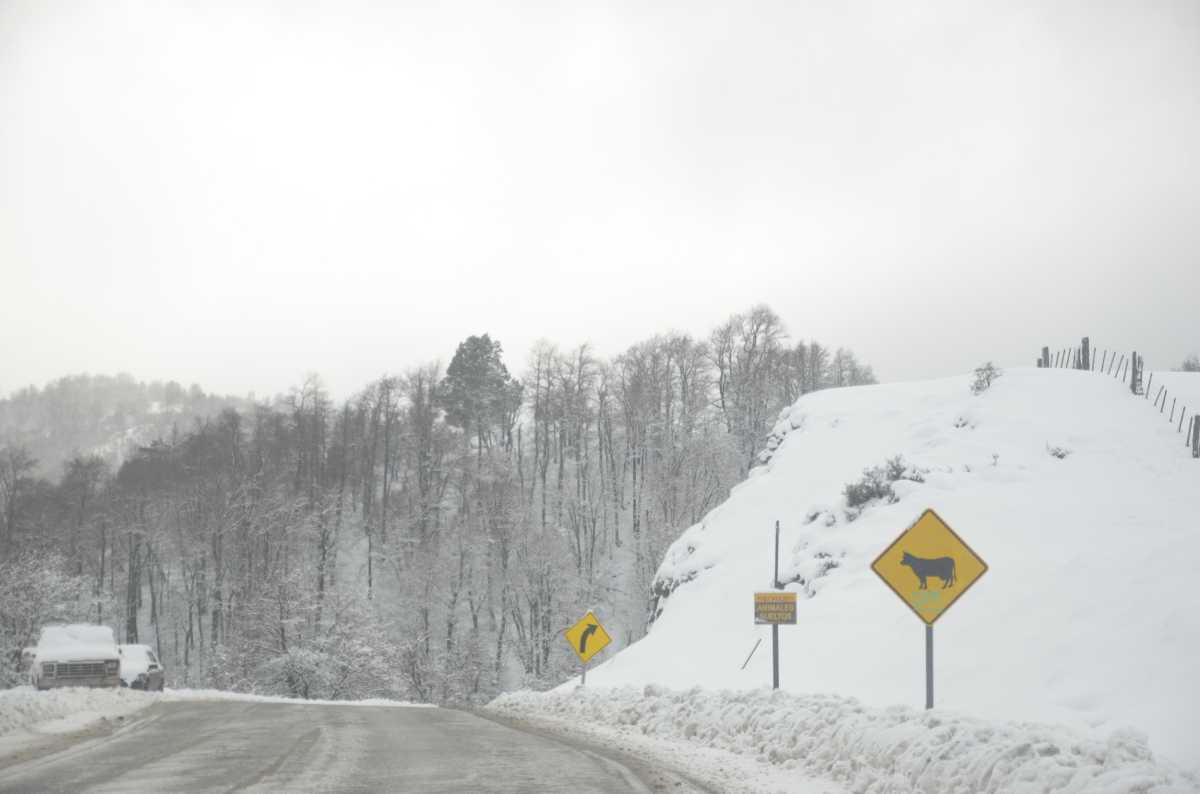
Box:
843 467 896 508
884 455 924 483
802 509 837 527
203 583 402 702
971 361 1003 395
843 455 926 515
783 550 845 597
1047 444 1071 460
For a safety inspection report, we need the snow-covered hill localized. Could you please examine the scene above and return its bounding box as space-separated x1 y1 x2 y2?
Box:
0 374 250 478
581 368 1200 770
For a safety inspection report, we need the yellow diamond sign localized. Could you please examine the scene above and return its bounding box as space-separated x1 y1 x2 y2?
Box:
872 508 987 625
563 611 612 664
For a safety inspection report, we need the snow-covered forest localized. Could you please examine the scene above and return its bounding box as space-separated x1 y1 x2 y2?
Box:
0 374 251 478
0 304 874 703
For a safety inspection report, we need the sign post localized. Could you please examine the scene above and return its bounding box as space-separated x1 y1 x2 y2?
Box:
773 519 780 690
754 591 796 688
754 521 796 690
925 624 933 709
871 508 987 709
563 611 612 686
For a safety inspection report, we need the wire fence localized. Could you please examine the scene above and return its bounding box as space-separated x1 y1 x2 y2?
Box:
1036 336 1200 459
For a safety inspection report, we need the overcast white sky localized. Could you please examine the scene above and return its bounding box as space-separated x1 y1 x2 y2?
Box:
2 0 1198 399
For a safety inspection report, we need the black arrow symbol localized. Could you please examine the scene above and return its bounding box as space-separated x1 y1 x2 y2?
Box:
579 623 599 654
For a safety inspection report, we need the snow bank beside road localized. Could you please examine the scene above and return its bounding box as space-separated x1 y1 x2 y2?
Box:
0 684 429 744
0 686 152 739
161 688 434 708
488 686 1198 794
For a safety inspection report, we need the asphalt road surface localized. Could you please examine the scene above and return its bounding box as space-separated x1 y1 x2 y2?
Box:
0 701 652 793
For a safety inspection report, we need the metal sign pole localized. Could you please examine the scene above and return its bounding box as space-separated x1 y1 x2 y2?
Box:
925 625 933 709
772 624 780 689
773 520 781 690
581 659 587 687
774 520 780 587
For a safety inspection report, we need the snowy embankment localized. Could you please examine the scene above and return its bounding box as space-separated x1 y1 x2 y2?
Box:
487 686 1197 794
159 688 434 708
0 686 153 740
495 367 1200 790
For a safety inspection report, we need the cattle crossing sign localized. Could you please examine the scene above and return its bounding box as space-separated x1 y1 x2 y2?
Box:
871 508 987 625
872 508 987 709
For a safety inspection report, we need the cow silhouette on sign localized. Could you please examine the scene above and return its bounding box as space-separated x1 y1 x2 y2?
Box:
901 551 956 589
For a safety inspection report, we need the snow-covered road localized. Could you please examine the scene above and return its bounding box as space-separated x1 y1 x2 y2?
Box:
0 699 662 793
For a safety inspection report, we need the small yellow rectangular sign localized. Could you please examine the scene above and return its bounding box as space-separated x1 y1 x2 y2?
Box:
754 591 797 624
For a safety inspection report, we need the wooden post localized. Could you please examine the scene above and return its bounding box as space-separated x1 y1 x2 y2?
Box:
1155 385 1165 407
1145 372 1154 399
1179 408 1187 434
1169 398 1176 423
1115 355 1125 379
1081 337 1090 370
1042 347 1051 368
1193 416 1200 458
1161 390 1168 414
1130 352 1140 394
1054 350 1061 368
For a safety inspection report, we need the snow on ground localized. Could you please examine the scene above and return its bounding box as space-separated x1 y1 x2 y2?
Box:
488 687 843 794
0 685 154 758
159 688 434 708
508 367 1200 787
487 686 1197 794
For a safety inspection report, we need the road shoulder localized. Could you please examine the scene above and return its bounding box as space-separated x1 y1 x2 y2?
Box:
0 702 164 773
471 708 720 794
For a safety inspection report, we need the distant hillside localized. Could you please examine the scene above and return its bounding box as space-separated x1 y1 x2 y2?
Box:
0 374 252 479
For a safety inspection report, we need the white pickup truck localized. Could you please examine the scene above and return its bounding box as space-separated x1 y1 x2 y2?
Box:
31 624 122 690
